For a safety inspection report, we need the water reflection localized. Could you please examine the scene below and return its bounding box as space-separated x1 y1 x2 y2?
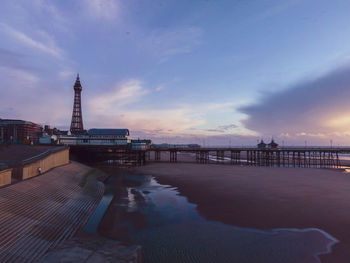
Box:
97 174 338 263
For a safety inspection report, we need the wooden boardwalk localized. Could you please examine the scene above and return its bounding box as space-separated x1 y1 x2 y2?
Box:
0 162 104 263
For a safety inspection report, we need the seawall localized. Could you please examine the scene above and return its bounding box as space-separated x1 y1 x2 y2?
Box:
0 168 12 186
0 145 70 186
0 161 103 262
0 145 142 262
13 146 70 181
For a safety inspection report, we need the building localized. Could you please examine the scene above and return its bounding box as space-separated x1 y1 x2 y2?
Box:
58 128 130 146
39 133 58 145
257 139 267 149
0 119 42 144
268 139 279 149
87 129 130 145
57 134 78 145
131 139 152 150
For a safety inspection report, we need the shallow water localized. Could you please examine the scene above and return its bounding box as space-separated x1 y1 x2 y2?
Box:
83 176 115 235
86 173 338 263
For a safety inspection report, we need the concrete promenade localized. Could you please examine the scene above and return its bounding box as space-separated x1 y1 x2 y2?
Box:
0 145 57 163
0 161 104 263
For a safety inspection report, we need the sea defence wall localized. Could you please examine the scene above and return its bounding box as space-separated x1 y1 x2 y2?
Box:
0 168 12 186
0 162 105 262
22 147 69 179
12 146 69 180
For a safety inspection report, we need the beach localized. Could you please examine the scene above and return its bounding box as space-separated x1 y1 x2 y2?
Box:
130 163 350 262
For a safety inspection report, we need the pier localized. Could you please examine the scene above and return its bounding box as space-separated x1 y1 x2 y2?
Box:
148 148 344 168
69 145 147 166
69 145 349 168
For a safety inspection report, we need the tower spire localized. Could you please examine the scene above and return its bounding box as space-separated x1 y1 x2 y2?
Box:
74 73 81 89
70 74 84 134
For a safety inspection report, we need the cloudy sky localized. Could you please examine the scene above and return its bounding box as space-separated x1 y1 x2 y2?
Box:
1 0 350 146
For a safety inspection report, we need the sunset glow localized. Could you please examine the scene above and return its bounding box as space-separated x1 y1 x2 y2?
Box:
1 0 350 145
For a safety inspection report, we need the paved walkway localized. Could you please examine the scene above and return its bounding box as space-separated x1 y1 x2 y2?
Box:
0 145 62 163
0 162 104 263
38 234 142 263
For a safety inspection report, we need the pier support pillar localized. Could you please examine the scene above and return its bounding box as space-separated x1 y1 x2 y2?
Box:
200 151 209 164
216 150 225 164
170 151 177 163
146 151 150 161
155 151 161 161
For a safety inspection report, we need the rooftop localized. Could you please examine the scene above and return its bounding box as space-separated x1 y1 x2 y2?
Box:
87 129 130 136
0 119 40 126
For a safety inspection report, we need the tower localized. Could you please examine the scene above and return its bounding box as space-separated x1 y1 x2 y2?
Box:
70 74 84 134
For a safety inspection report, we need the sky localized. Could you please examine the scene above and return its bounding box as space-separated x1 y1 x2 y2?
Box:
1 0 350 146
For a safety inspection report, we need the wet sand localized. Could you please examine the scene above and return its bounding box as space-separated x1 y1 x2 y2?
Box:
132 163 350 262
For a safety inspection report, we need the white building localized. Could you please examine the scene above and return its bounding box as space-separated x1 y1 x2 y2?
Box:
58 129 130 146
39 133 57 145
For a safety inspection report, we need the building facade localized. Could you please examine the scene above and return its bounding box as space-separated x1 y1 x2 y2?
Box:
268 139 279 149
131 139 152 150
58 129 130 146
257 140 267 149
0 119 42 144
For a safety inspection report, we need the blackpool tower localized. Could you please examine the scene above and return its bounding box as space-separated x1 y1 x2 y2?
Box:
70 74 84 134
